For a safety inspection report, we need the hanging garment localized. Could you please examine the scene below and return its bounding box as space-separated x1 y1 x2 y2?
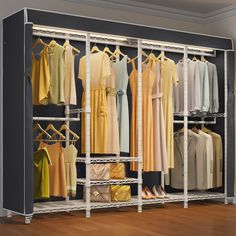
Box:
79 51 111 153
201 129 222 188
63 42 77 105
174 59 201 113
130 60 156 171
144 60 168 173
106 63 120 154
196 60 210 112
171 130 200 190
196 130 214 190
112 56 129 153
39 142 67 198
63 144 78 197
31 45 50 105
34 147 52 199
160 58 179 169
207 62 219 113
48 40 65 105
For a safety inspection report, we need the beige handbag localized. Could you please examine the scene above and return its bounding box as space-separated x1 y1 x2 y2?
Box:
110 163 126 179
90 164 110 180
84 185 111 202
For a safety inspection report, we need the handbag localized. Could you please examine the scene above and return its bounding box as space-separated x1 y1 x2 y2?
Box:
84 185 111 202
110 163 125 179
90 164 110 180
111 185 131 202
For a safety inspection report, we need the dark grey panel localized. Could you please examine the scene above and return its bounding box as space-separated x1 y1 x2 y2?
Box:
3 10 26 213
24 23 33 214
27 9 233 50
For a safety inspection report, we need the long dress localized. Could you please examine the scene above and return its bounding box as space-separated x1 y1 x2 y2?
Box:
130 60 156 171
79 51 111 153
160 58 179 169
112 56 129 153
106 64 120 154
151 60 168 174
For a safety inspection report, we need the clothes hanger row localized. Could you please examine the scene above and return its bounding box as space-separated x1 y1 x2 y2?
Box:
33 37 80 54
34 122 80 142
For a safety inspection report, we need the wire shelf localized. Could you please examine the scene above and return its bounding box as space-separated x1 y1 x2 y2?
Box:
77 178 139 185
76 156 140 163
174 113 225 118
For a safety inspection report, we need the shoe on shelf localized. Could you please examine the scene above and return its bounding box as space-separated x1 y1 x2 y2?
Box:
158 185 169 198
144 186 156 199
152 185 165 199
142 189 151 200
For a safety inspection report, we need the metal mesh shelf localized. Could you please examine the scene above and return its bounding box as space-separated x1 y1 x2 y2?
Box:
34 200 86 214
77 178 139 185
34 198 139 214
174 113 225 118
142 192 225 205
76 156 140 163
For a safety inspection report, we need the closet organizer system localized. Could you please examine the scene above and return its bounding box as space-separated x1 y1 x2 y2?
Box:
2 9 235 224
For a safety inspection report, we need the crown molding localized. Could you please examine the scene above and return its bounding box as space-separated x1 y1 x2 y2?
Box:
63 0 236 24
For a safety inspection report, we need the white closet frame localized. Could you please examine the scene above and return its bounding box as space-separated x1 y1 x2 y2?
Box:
19 25 230 223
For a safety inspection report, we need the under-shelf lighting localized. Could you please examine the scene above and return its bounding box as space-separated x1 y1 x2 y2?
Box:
33 25 127 42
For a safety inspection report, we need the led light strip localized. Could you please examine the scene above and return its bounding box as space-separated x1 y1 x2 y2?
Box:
33 25 127 41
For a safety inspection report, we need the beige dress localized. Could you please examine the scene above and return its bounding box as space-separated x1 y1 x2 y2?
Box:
63 144 78 197
151 60 168 174
130 61 156 171
63 43 77 105
106 64 120 154
160 58 179 169
79 51 111 153
39 142 67 198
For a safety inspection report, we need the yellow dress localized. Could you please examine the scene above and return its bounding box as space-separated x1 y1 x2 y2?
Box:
160 58 179 169
31 45 50 105
79 51 111 153
130 61 156 171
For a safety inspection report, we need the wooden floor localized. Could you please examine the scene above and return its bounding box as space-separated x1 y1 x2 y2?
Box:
0 202 235 236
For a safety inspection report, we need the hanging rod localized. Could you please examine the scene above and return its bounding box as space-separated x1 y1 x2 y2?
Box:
33 117 80 122
174 119 216 124
32 25 216 57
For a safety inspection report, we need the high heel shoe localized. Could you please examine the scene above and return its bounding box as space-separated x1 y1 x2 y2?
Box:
152 185 165 199
144 187 156 199
142 189 151 200
158 185 169 198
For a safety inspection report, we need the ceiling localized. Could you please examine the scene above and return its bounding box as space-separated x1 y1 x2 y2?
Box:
65 0 236 22
129 0 236 14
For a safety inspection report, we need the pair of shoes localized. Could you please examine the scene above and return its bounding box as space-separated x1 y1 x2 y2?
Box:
142 187 156 199
153 185 169 199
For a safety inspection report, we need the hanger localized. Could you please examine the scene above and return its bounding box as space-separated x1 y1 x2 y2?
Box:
201 55 207 62
63 39 80 54
142 50 156 64
127 51 149 64
179 127 185 134
51 123 80 141
110 48 131 61
103 45 113 56
192 55 198 61
156 51 168 62
37 123 65 140
33 122 51 139
48 39 58 47
91 43 100 53
32 37 47 49
191 127 199 134
201 126 210 133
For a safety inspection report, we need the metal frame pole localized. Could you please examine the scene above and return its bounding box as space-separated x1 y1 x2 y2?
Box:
224 51 228 205
85 33 91 217
137 39 143 213
183 46 188 208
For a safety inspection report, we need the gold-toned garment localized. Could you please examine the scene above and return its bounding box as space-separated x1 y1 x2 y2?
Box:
79 51 111 153
130 61 156 171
